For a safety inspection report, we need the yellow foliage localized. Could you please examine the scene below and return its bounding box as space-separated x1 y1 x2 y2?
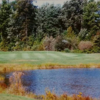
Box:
66 26 75 38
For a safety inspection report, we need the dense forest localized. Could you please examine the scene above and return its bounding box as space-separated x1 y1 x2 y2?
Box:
0 0 100 52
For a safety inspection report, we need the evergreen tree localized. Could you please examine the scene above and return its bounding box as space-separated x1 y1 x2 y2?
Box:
36 4 61 38
83 1 100 39
59 0 83 34
0 0 12 50
14 0 36 42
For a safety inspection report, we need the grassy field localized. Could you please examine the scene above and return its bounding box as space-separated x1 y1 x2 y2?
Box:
0 51 100 65
0 93 34 100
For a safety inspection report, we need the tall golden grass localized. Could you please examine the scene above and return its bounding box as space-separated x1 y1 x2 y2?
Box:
43 91 93 100
0 63 100 73
8 72 25 95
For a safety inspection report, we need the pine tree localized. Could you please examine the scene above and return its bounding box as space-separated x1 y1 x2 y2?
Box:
36 4 61 38
14 0 36 42
83 1 100 39
59 0 83 34
0 0 12 50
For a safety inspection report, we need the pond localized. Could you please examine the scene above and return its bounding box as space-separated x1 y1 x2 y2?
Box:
7 68 100 98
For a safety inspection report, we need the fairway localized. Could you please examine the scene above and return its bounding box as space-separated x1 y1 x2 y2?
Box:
0 51 100 65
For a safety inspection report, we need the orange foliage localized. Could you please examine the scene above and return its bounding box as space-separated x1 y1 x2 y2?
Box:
78 41 93 50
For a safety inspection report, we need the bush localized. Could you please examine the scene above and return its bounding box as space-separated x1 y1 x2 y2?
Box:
64 48 70 53
0 40 9 51
37 41 44 51
31 45 39 51
55 36 69 51
13 42 23 51
79 28 88 40
66 37 79 50
43 36 56 51
91 46 100 53
31 40 44 51
22 46 31 51
66 26 75 38
78 41 93 51
93 35 100 47
72 49 83 53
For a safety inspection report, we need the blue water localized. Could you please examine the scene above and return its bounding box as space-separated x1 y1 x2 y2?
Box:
16 69 100 97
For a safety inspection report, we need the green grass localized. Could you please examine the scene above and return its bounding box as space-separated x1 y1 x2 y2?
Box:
0 51 100 65
0 93 35 100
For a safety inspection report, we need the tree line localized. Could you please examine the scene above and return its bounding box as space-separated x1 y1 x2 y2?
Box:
0 0 100 52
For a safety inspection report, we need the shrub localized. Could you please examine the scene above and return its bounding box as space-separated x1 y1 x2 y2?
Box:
43 36 56 51
55 36 69 51
0 40 8 51
31 40 44 51
31 45 39 51
79 28 88 40
13 42 23 51
66 37 79 50
72 49 83 53
37 41 44 51
78 41 93 51
8 42 15 51
64 48 70 53
93 35 100 48
22 46 31 51
91 46 100 53
66 26 75 38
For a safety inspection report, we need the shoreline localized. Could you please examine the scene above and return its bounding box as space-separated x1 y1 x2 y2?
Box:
0 63 100 72
0 63 100 81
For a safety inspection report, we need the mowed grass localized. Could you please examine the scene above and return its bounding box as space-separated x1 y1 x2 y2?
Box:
0 51 100 65
0 93 34 100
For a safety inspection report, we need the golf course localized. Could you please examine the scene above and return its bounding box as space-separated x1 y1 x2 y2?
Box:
0 51 100 100
0 0 100 99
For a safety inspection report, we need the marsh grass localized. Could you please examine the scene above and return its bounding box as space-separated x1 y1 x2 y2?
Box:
43 91 94 100
0 63 100 73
